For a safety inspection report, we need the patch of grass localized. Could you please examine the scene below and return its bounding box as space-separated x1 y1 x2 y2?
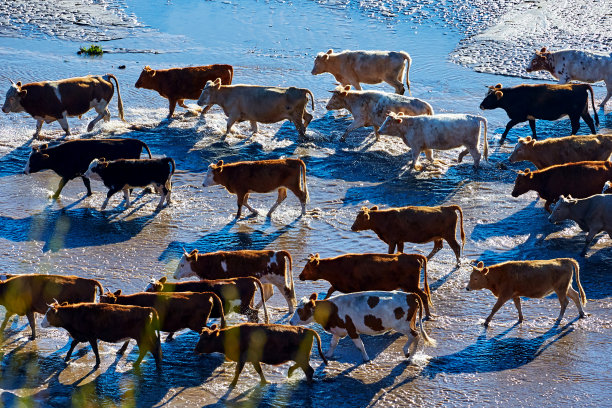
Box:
77 44 103 56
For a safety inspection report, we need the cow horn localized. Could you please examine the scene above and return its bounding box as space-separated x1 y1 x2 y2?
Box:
8 79 15 85
182 246 188 256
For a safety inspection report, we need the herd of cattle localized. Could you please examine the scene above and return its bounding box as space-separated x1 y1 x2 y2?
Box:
1 46 611 388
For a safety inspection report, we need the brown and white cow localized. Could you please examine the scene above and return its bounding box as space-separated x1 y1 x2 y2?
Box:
195 323 327 387
134 64 233 117
100 290 225 342
526 48 612 109
509 135 612 169
144 276 269 323
298 253 432 318
174 249 296 312
466 259 587 326
0 274 103 339
479 83 598 143
197 79 314 138
290 291 435 362
85 157 175 211
312 49 412 95
2 75 125 139
202 158 309 218
549 194 612 256
326 85 434 142
351 205 465 265
511 160 612 212
41 302 161 368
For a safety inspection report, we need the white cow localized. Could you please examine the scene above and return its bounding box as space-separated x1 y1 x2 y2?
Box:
312 49 412 95
379 112 488 170
326 85 434 142
289 291 435 362
526 47 612 109
549 194 612 256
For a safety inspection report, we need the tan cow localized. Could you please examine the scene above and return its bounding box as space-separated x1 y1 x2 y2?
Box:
351 205 465 265
202 158 309 218
509 135 612 169
312 49 412 95
466 259 587 326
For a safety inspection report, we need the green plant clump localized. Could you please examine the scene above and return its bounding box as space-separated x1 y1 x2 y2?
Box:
78 44 103 56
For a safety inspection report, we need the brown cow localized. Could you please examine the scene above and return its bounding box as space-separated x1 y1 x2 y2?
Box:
41 302 161 368
351 205 465 265
144 276 269 323
194 323 327 387
0 274 103 339
202 158 309 218
174 249 296 312
298 253 432 318
134 64 233 117
509 135 612 169
466 259 587 326
511 160 612 212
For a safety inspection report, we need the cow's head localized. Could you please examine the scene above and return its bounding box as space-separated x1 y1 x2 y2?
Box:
312 49 333 75
134 66 155 89
466 261 489 291
24 144 50 175
511 168 534 197
351 205 378 231
289 293 318 325
548 195 575 224
509 137 535 163
326 85 352 111
194 324 223 354
41 301 63 328
299 253 321 281
526 47 553 73
145 276 166 292
99 290 122 304
3 81 26 114
479 84 504 110
84 158 108 181
202 160 223 187
197 78 222 107
379 112 406 136
174 248 199 279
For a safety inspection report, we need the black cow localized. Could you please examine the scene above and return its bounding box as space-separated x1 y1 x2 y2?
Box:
25 138 152 198
479 83 598 143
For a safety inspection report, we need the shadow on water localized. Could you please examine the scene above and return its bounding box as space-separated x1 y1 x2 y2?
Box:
0 139 33 178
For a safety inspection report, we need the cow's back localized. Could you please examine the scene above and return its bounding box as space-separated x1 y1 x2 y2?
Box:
538 160 612 200
487 259 575 298
500 84 589 119
155 65 233 100
371 206 456 243
193 250 276 279
218 160 302 193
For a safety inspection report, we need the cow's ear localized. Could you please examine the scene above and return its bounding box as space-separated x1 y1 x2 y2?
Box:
326 49 333 55
494 83 502 89
566 194 573 200
210 324 218 332
42 154 49 159
40 143 48 150
159 277 167 284
214 78 222 89
370 205 378 211
477 261 484 268
495 90 503 100
16 81 21 87
18 89 27 97
394 116 403 124
540 47 547 53
61 302 68 306
114 290 122 296
309 293 318 301
524 168 531 174
482 267 490 275
216 160 224 167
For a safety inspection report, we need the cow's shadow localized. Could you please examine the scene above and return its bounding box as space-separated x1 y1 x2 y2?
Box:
0 139 34 178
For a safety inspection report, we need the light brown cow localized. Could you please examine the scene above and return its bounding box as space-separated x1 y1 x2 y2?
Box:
202 158 309 218
351 205 465 265
466 259 587 326
509 135 612 169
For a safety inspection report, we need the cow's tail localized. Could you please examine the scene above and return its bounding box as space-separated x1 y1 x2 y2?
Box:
226 66 234 84
106 74 125 122
298 159 310 204
400 51 412 96
94 280 104 300
568 258 587 306
448 205 465 251
414 294 436 347
305 89 315 111
149 309 162 351
480 116 489 161
165 157 176 175
586 84 599 127
251 277 269 324
311 328 328 365
140 140 153 159
420 255 432 307
279 250 296 306
210 292 227 328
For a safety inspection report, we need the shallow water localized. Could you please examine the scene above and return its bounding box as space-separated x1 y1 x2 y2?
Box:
0 1 611 407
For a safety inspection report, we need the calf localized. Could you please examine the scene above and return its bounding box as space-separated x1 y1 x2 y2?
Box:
0 274 103 339
526 47 612 109
202 158 308 218
298 253 432 318
197 79 314 138
351 204 465 265
100 290 225 342
379 112 488 170
290 291 435 362
41 302 161 368
174 249 296 313
135 64 233 117
549 194 612 256
312 49 412 95
466 259 586 326
84 157 175 211
509 134 612 169
511 160 612 212
2 75 125 139
326 85 434 142
479 83 598 143
144 276 269 323
195 323 327 387
25 138 152 198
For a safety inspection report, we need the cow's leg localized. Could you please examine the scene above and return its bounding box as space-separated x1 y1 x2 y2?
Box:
235 193 246 218
123 189 131 208
89 339 101 368
200 104 213 116
251 361 268 384
303 111 313 128
372 125 381 141
457 149 470 163
26 311 36 340
166 332 175 342
499 119 521 143
34 119 44 139
409 147 422 171
291 116 307 139
580 110 596 134
513 297 523 323
133 340 149 367
569 115 582 135
65 339 79 362
566 287 586 318
528 119 537 139
580 229 599 256
229 360 246 388
157 184 169 210
241 193 258 215
267 188 287 217
411 287 432 319
168 100 177 118
87 111 105 132
484 296 509 327
326 334 341 358
323 286 336 299
396 242 404 253
544 200 553 213
52 178 68 199
117 340 130 355
225 116 238 135
101 186 121 210
250 121 258 134
177 99 189 109
81 177 93 196
426 239 443 260
556 293 570 323
0 311 14 332
57 116 71 136
339 118 367 142
403 333 419 359
351 336 370 362
468 146 482 168
445 236 462 265
388 242 397 254
254 283 274 308
384 75 405 95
